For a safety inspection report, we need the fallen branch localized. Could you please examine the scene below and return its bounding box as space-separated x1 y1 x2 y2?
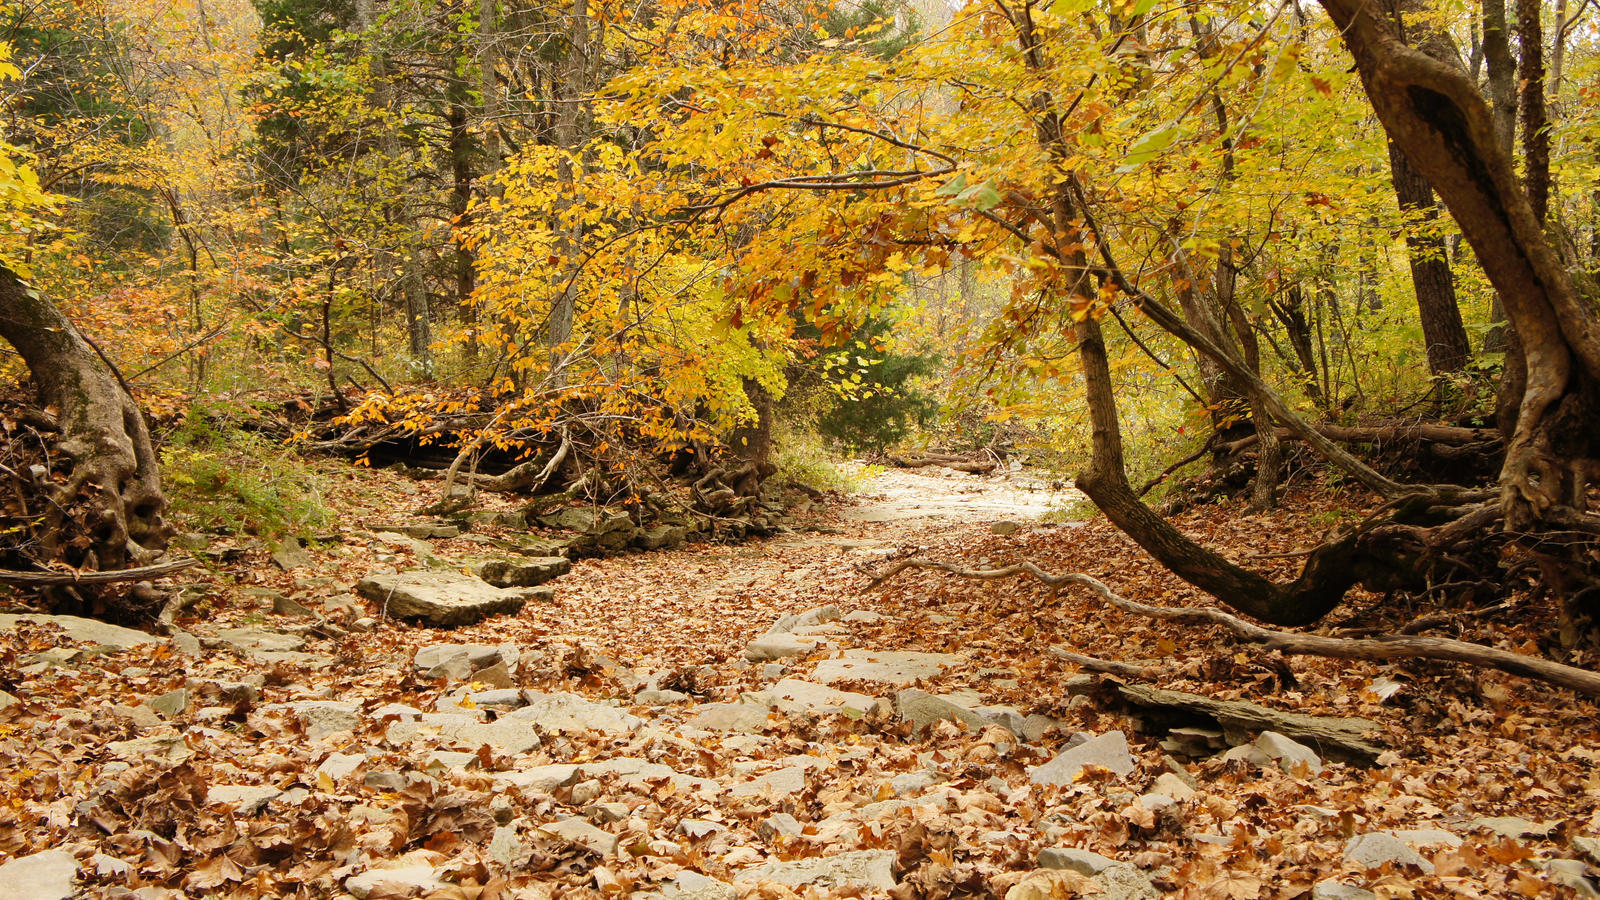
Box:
0 558 200 586
870 558 1600 699
1048 647 1155 679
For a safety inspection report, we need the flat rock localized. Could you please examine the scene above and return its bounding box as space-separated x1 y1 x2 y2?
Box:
690 702 772 733
108 734 191 763
897 688 987 732
217 628 306 653
536 817 618 855
386 715 541 754
1029 731 1135 785
772 679 876 717
270 539 314 570
731 764 807 798
1247 730 1323 775
635 524 689 551
743 633 822 662
1469 816 1553 838
0 850 79 900
475 556 570 588
494 764 581 793
356 571 547 626
637 689 692 705
268 700 360 739
507 692 642 734
812 649 959 685
316 753 364 784
1343 832 1433 872
147 688 188 718
657 871 739 900
371 522 460 540
0 614 156 651
746 849 897 890
580 758 721 799
1039 847 1116 875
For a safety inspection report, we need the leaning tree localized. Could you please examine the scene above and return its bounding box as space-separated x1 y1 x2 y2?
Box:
0 265 172 578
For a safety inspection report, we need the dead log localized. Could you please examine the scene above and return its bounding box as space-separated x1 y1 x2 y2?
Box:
888 451 999 475
870 558 1600 699
0 558 199 586
1219 423 1501 457
1059 672 1386 764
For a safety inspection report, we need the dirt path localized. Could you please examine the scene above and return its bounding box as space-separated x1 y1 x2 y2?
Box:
0 466 1594 898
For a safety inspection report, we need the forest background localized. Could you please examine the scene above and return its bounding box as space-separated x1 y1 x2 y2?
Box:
0 0 1597 654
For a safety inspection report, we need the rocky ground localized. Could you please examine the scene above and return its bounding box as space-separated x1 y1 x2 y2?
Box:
1 463 1598 899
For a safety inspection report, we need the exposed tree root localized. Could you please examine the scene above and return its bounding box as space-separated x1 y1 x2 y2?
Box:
869 558 1600 699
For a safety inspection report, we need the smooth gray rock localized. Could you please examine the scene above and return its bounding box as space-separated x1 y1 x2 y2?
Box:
748 850 897 891
1247 731 1323 775
897 688 987 732
635 524 689 551
813 649 958 685
216 628 307 653
578 758 721 799
1029 731 1135 785
495 764 581 794
657 871 738 900
270 539 314 570
991 521 1022 535
760 813 804 840
535 817 618 855
1343 832 1433 872
0 614 156 651
475 556 570 588
772 679 876 717
1038 847 1116 875
1469 816 1552 838
316 753 363 784
0 850 80 900
506 692 641 734
147 688 188 718
743 633 821 662
356 571 548 626
731 765 807 798
690 702 771 733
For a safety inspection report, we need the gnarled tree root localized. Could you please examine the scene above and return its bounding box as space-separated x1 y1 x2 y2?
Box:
869 558 1600 699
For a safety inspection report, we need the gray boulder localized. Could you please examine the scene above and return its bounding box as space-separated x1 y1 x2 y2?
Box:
1343 832 1433 872
474 556 570 588
897 689 987 732
1029 731 1135 785
356 571 549 626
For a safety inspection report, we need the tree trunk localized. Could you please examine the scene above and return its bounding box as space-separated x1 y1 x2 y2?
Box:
0 266 171 572
1517 0 1551 223
1316 0 1600 528
1386 140 1471 375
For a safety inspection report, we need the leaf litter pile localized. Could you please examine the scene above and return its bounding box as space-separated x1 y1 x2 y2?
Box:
1 464 1598 899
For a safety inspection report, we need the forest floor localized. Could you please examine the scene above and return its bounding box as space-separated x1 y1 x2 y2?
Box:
1 460 1598 899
